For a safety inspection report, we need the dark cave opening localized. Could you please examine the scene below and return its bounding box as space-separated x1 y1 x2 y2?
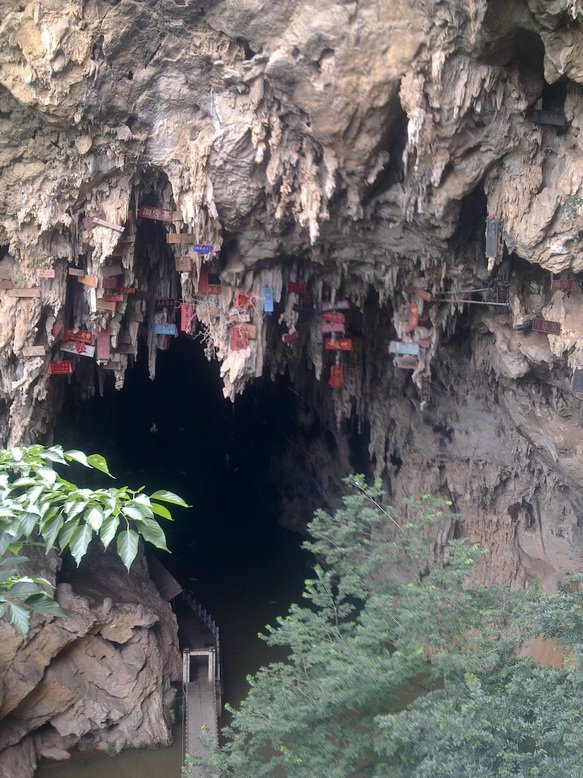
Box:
53 335 358 706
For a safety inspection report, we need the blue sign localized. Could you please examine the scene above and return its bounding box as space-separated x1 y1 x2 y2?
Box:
154 323 177 336
263 286 274 313
193 244 212 254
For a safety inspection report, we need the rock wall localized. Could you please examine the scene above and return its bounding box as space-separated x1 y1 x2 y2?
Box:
2 0 583 765
0 548 180 777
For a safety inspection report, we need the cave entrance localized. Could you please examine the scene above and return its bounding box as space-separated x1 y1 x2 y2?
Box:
55 336 314 707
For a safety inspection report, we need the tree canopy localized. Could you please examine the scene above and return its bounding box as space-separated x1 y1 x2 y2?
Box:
0 444 188 636
187 476 583 777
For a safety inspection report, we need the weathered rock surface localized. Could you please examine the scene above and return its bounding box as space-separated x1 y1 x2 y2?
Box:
0 549 180 778
2 0 583 764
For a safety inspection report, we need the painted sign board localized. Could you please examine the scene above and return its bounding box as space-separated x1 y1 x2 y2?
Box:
155 298 178 310
551 279 573 291
389 341 420 356
61 341 96 358
197 268 209 296
68 268 84 277
230 325 248 351
166 233 196 244
263 287 274 313
49 361 72 375
180 303 195 333
138 205 174 223
325 338 352 351
63 329 93 344
153 323 178 336
532 318 561 335
322 311 345 325
192 244 213 254
37 269 55 279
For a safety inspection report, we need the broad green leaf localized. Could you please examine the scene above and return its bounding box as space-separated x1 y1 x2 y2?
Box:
18 512 38 538
41 513 64 550
7 580 40 597
150 490 190 508
57 519 81 551
150 502 173 521
36 467 57 487
117 528 139 571
64 450 89 467
44 447 67 464
63 500 86 521
87 454 113 477
137 518 169 551
7 601 30 636
69 524 94 565
85 507 104 531
122 504 148 522
100 514 120 550
25 592 65 617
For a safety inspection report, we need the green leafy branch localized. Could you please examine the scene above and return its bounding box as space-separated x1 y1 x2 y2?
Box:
0 444 189 635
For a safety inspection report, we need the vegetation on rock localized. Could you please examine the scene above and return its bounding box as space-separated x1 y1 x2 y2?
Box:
0 444 188 636
186 476 583 777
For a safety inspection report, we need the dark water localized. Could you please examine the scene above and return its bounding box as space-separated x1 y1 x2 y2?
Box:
36 337 311 776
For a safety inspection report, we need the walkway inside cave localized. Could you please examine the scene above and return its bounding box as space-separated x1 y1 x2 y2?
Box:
54 336 312 707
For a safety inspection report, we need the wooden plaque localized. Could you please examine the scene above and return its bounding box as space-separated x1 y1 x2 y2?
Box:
78 276 98 288
100 263 123 278
287 281 306 295
282 332 299 344
96 328 111 360
532 318 561 335
37 269 55 279
22 345 46 357
551 279 573 291
68 268 85 277
96 299 117 312
7 288 41 298
322 321 345 334
138 205 174 223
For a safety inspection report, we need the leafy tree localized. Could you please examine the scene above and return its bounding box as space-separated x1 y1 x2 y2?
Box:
0 444 188 636
186 476 583 777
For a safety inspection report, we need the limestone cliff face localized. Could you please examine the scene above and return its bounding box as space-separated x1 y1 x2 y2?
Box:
2 0 583 765
0 549 180 777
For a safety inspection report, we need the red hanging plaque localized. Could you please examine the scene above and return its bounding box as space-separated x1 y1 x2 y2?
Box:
96 328 111 360
102 278 118 289
180 303 195 333
230 325 248 351
287 281 306 294
324 338 352 351
282 332 299 344
138 205 174 223
197 267 209 296
328 364 343 388
49 361 73 375
321 321 345 334
322 311 345 324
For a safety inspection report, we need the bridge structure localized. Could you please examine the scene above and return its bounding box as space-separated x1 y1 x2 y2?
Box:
180 592 221 778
